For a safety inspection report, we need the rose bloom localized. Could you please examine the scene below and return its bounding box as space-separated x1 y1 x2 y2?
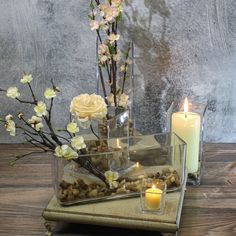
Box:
70 93 107 120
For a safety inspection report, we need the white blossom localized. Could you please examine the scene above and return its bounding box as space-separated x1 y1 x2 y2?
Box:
6 87 20 99
105 170 119 189
67 122 79 133
34 101 47 117
54 145 78 160
71 136 86 150
44 88 56 100
5 115 16 136
28 116 44 131
21 74 33 84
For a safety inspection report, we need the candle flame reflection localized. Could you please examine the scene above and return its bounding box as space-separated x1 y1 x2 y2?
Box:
184 97 189 113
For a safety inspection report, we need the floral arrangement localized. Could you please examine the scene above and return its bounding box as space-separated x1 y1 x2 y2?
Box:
0 73 117 186
0 0 134 203
88 0 132 111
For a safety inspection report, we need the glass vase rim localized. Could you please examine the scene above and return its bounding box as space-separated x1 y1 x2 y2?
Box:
77 132 187 157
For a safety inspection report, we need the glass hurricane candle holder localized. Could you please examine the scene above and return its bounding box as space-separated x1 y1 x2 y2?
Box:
140 179 167 214
170 98 208 185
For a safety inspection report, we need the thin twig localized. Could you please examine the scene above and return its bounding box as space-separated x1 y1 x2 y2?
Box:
27 83 37 103
98 66 108 104
90 124 100 140
121 42 131 94
48 98 54 121
15 98 36 105
43 116 62 146
24 132 54 150
16 125 38 136
10 150 48 166
21 117 57 148
43 131 70 143
25 138 48 151
57 129 73 138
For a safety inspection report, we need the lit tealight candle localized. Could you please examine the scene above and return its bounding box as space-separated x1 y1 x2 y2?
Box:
145 184 162 210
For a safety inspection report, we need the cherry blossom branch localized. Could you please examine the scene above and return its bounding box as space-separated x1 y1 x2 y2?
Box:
0 88 36 104
98 66 108 104
15 98 36 105
121 42 131 94
27 83 37 103
25 138 48 151
43 116 62 146
43 130 70 143
20 117 57 149
57 129 73 138
24 132 54 150
10 150 48 166
90 124 100 140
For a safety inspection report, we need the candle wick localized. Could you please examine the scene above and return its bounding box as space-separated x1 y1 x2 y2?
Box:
185 112 187 118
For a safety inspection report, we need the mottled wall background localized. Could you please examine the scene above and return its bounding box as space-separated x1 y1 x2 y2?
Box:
0 0 236 143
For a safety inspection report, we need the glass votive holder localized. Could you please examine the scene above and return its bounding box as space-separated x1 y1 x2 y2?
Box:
140 179 167 214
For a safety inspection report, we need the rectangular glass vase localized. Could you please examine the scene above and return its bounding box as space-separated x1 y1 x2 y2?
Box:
52 133 186 206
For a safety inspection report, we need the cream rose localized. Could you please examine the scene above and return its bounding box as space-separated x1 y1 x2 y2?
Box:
70 94 107 120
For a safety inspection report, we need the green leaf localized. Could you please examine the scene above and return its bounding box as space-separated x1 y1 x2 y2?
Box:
123 50 129 57
88 15 93 20
108 44 116 54
89 0 94 9
116 12 122 22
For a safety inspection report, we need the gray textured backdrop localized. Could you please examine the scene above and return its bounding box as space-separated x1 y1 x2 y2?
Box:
0 0 236 143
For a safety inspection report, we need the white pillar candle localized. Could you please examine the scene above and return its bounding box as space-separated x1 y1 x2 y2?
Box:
172 98 201 173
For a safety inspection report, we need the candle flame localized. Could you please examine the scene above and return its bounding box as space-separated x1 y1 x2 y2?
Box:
184 97 189 113
152 184 156 190
136 162 139 168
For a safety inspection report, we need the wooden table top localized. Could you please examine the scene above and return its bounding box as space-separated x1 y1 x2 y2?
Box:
0 144 236 236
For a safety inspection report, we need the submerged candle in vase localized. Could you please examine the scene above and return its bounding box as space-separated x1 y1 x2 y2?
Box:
145 185 162 210
172 98 201 173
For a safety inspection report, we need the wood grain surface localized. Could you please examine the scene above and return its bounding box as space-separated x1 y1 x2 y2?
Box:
0 144 236 236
